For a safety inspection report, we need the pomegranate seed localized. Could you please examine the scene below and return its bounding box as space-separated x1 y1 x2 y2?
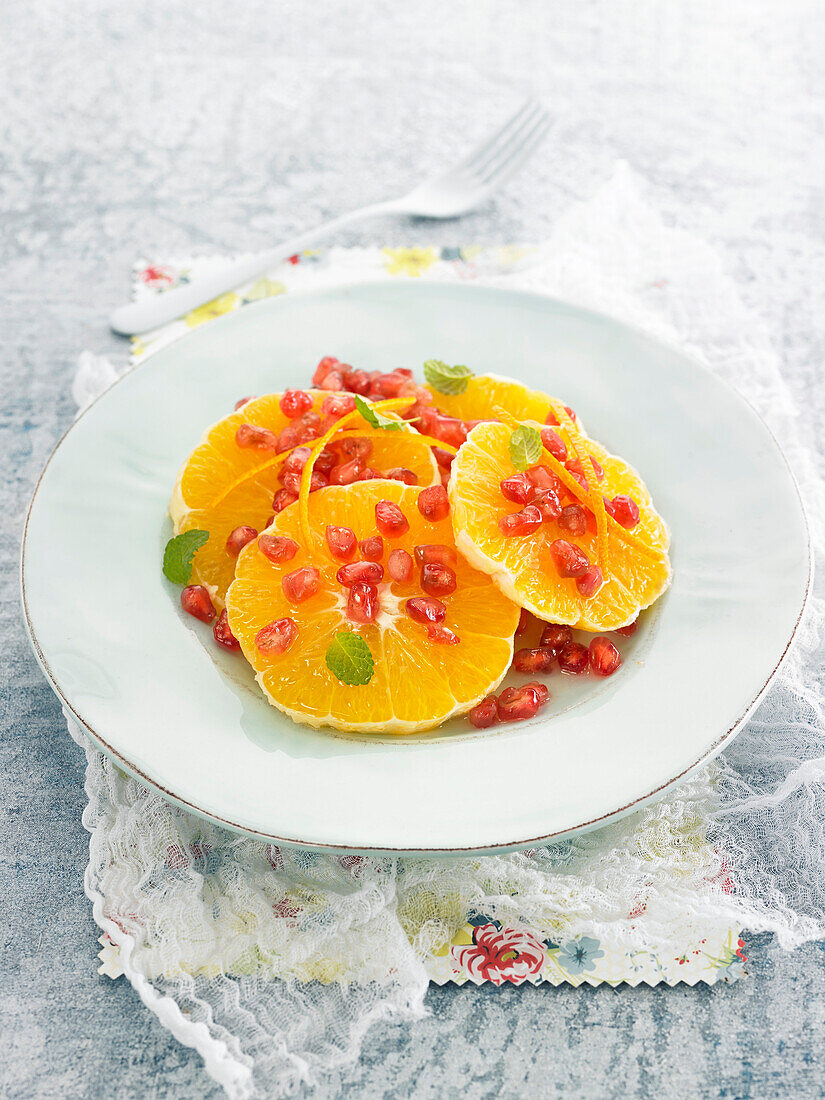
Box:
319 370 345 391
235 423 279 450
417 484 450 521
368 368 414 398
558 504 587 536
314 448 338 474
567 470 589 493
439 467 451 488
615 619 638 637
545 405 577 427
430 413 468 448
576 566 604 598
427 624 460 645
557 641 589 675
338 436 373 461
500 473 533 504
385 467 419 485
329 459 364 485
405 597 446 624
359 536 384 561
590 456 605 480
499 505 542 537
312 356 340 386
611 494 640 529
414 544 458 569
283 446 311 474
325 525 357 560
421 563 457 597
515 608 531 636
283 469 327 494
337 561 384 586
225 525 258 556
180 585 215 623
282 566 320 604
539 624 573 652
360 467 382 480
432 447 454 469
525 681 550 705
513 647 554 673
263 514 274 528
539 427 567 463
276 423 303 451
533 489 562 521
213 609 241 652
526 465 559 494
321 393 356 419
342 368 371 395
347 581 379 624
468 695 499 728
549 539 589 578
387 548 414 583
279 390 314 418
258 534 299 563
602 496 617 519
234 396 255 410
375 500 409 537
497 684 543 722
272 489 298 513
255 617 298 655
589 636 622 676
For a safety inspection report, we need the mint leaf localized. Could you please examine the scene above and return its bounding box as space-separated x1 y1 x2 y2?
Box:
163 529 209 584
423 359 473 396
354 394 410 432
509 425 543 471
325 631 375 686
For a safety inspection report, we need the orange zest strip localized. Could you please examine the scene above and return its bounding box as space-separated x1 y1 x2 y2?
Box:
338 427 458 455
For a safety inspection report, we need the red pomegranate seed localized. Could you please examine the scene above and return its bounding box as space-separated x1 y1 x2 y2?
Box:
319 370 344 391
439 467 451 489
347 581 379 623
611 494 640 529
325 525 357 560
533 489 562 521
497 684 543 722
234 396 255 410
258 534 299 563
342 368 371 395
314 448 338 474
180 585 215 623
590 456 605 480
576 566 604 598
338 436 373 461
602 496 617 519
414 544 457 569
515 608 531 636
213 609 241 652
539 623 573 652
432 447 454 469
283 446 312 474
525 680 550 705
321 393 356 419
427 624 460 645
405 597 446 624
500 473 533 504
283 469 327 494
272 488 298 513
385 467 419 485
387 548 414 583
368 368 414 398
225 525 258 556
375 500 409 537
279 390 314 418
235 423 279 450
255 617 298 655
417 484 450 521
557 641 589 674
558 504 587 536
615 619 638 637
329 459 364 485
499 505 542 537
549 539 589 578
312 356 340 386
545 405 576 427
421 563 457 597
276 423 303 452
359 535 384 561
282 566 320 604
526 465 560 494
337 561 384 586
360 467 382 480
539 427 567 463
468 695 499 728
430 413 468 448
589 636 622 676
513 647 554 674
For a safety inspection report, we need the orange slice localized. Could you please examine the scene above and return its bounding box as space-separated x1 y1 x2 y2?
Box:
225 481 520 733
449 420 671 632
423 372 587 432
170 393 439 605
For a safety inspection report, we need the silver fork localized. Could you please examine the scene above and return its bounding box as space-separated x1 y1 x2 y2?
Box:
110 100 550 335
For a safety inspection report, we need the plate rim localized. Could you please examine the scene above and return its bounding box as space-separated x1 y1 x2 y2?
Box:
20 280 814 854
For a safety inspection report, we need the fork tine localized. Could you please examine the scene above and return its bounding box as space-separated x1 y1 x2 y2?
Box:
468 102 547 179
477 113 551 188
457 99 542 175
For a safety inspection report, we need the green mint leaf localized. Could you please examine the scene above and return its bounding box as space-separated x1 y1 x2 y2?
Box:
423 359 473 396
354 394 410 432
163 529 210 584
325 631 375 686
508 425 543 471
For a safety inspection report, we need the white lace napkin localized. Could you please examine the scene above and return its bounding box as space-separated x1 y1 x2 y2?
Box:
69 165 825 1099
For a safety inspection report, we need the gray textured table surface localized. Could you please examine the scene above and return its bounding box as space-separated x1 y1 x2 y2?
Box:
3 1 825 1097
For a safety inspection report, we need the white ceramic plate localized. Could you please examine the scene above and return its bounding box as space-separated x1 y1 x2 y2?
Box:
22 283 810 853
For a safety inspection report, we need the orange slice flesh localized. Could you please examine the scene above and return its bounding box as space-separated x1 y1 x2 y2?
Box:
423 372 588 433
225 481 520 733
449 421 671 632
170 393 439 606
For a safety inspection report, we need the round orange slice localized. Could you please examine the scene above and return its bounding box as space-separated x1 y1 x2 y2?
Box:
422 372 587 432
170 393 439 606
225 481 520 733
449 420 671 632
